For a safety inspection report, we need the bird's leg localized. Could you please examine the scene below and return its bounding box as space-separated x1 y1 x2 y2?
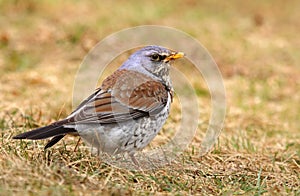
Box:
73 138 81 152
129 153 141 169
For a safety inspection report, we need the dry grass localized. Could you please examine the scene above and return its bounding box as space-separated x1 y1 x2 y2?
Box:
0 0 299 195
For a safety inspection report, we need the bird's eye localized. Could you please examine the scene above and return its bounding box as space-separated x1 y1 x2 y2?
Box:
150 53 160 61
150 53 167 61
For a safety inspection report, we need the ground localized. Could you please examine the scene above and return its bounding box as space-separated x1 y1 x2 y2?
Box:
0 0 299 195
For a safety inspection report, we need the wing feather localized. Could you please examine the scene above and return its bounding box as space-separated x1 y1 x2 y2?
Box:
66 70 171 125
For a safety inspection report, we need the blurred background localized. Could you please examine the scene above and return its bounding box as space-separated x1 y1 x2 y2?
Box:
0 0 299 195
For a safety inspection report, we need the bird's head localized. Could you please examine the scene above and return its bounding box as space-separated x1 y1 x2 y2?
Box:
120 45 184 84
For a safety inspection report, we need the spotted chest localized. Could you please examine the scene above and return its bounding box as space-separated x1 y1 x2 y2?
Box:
120 92 172 153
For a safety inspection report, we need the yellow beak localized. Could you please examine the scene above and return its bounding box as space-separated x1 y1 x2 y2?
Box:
165 52 185 61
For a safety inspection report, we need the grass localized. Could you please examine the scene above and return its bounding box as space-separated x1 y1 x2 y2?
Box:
0 0 299 195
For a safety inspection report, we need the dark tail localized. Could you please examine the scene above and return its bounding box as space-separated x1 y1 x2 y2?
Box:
13 120 77 149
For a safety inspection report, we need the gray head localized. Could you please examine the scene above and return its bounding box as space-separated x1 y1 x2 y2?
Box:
120 45 184 86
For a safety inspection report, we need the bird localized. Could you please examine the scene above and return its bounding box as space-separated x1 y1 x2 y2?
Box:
13 45 184 165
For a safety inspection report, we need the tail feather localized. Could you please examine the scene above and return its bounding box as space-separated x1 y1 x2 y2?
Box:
13 124 76 140
13 120 77 148
44 135 66 149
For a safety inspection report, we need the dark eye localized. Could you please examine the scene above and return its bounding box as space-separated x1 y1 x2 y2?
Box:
150 53 166 61
150 53 160 61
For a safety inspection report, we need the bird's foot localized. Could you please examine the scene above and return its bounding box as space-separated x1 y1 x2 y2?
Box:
129 154 142 170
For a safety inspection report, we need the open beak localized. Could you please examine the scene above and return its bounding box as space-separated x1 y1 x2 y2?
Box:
165 52 185 61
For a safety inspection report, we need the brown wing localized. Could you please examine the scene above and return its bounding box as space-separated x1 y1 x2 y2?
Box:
67 70 171 125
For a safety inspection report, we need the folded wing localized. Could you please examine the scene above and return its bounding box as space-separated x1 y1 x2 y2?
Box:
68 70 171 125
